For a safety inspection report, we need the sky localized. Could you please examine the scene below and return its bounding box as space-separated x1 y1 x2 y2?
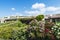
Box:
0 0 60 17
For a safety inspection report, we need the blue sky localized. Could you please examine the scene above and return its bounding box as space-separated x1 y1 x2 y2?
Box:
0 0 60 17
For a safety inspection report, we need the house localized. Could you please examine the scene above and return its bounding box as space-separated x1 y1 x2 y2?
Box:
45 14 60 23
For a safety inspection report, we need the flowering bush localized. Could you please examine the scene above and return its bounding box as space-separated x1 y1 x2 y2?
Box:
25 19 45 40
51 25 60 40
45 22 60 40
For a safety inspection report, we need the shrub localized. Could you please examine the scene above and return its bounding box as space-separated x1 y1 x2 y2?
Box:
0 21 27 40
36 15 44 21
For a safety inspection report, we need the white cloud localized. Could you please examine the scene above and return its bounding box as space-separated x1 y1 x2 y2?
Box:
46 7 60 11
40 8 46 13
25 10 43 16
24 3 45 16
11 8 16 11
32 3 45 9
24 3 60 16
45 7 60 14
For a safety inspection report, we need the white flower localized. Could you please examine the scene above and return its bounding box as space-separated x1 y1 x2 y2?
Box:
56 36 60 38
51 27 54 30
58 32 60 35
58 30 59 32
56 23 60 26
54 29 56 30
59 28 60 29
53 25 58 28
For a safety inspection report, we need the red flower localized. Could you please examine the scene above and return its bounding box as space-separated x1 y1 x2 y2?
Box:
45 28 50 33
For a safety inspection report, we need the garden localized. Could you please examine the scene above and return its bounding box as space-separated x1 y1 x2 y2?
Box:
0 15 60 40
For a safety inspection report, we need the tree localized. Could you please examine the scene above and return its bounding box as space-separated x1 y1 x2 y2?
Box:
36 15 44 21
